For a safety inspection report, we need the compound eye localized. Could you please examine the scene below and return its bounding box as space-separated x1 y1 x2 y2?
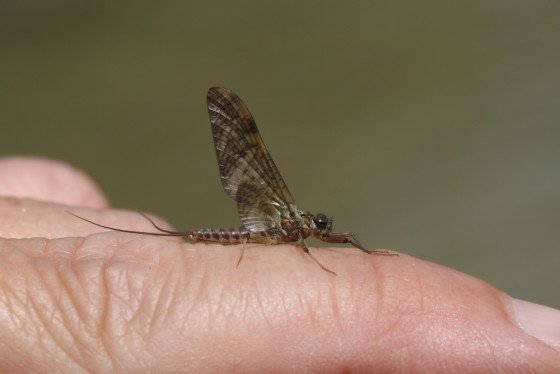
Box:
314 213 329 230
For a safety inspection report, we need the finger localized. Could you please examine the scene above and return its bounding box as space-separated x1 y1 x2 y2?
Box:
0 156 108 208
0 235 557 372
0 197 174 239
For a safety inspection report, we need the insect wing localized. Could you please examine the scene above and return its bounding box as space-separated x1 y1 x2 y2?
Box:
207 87 296 233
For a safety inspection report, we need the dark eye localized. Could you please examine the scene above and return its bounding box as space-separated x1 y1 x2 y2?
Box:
314 213 329 230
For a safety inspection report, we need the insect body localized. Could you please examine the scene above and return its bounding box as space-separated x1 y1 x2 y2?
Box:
71 87 393 274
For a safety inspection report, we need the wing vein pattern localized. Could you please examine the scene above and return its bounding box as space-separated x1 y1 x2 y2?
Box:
207 87 296 233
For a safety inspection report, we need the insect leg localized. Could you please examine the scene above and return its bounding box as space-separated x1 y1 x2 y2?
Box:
317 231 365 250
298 238 337 275
318 232 398 256
236 237 248 268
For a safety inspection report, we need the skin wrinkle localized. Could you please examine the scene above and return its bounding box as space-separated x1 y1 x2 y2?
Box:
73 237 102 263
237 256 295 335
309 284 329 339
294 287 305 322
225 278 245 324
76 263 107 338
370 257 386 338
26 308 48 360
3 253 38 343
243 285 262 327
211 273 232 329
499 333 543 370
156 256 193 353
156 261 183 325
222 282 248 344
103 308 132 373
394 260 428 324
70 275 110 372
0 285 17 333
451 325 498 372
29 253 83 368
259 281 279 331
409 301 438 358
374 273 424 369
414 260 429 318
313 281 333 327
130 270 154 344
202 264 220 332
300 282 321 327
100 259 127 373
55 258 93 370
276 285 298 334
132 242 169 340
124 271 156 353
372 272 410 344
47 266 95 372
94 249 113 372
202 262 224 335
1 280 51 372
448 320 480 367
421 317 451 362
56 240 106 343
149 260 177 343
180 248 207 329
345 265 365 329
429 272 514 369
106 266 133 309
470 327 499 371
220 277 245 330
0 249 24 332
274 282 293 326
183 257 209 332
407 277 507 372
227 256 258 327
123 298 153 367
221 284 241 327
26 283 74 370
239 280 254 330
276 283 296 327
326 279 343 335
389 327 418 370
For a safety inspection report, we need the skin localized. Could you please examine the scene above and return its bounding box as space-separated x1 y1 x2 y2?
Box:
0 157 558 373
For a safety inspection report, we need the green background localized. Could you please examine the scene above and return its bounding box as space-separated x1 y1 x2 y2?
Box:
2 1 559 308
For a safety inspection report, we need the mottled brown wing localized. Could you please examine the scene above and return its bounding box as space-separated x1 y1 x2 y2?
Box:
207 87 296 233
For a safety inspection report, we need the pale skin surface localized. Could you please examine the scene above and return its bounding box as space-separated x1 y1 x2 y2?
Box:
0 157 558 373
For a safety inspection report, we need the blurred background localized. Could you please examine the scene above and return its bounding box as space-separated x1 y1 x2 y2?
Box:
1 1 559 308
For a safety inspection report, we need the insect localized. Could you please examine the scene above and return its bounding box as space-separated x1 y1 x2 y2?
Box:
70 87 394 274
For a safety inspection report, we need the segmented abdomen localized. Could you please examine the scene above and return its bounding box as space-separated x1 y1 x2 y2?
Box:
188 228 252 244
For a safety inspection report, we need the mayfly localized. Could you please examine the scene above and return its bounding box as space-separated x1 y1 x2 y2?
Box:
70 87 394 274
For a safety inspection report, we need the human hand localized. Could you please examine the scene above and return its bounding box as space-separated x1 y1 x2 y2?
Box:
0 156 558 372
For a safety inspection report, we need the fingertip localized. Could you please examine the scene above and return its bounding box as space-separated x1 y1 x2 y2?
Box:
0 197 176 239
0 156 108 208
511 298 560 352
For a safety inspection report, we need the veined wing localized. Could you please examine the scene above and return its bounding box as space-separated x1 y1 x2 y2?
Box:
207 87 296 233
